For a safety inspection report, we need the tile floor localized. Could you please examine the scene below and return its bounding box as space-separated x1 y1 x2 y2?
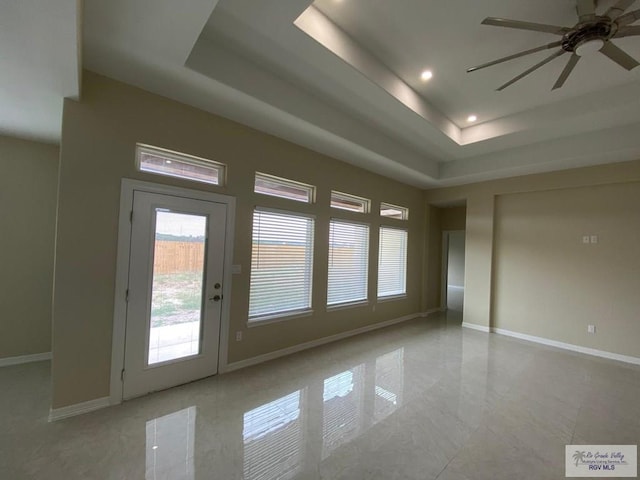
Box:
1 313 639 479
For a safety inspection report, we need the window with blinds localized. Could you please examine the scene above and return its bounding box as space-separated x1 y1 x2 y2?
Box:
327 220 369 306
248 209 315 321
377 227 408 298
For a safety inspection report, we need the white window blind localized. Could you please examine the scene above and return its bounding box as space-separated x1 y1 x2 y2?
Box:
377 227 408 298
327 220 369 306
249 209 314 320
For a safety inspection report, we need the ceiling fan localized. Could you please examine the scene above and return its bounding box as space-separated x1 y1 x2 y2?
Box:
467 0 640 90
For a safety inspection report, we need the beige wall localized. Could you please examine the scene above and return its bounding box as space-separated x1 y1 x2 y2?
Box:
423 206 442 311
441 206 466 231
425 159 640 358
493 183 640 357
463 193 494 328
52 72 425 408
0 135 58 358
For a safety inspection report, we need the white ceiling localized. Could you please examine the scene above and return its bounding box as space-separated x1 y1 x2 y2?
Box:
0 0 80 143
314 0 640 127
5 0 640 187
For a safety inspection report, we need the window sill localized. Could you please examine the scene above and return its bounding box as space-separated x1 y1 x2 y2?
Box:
326 300 369 312
247 309 313 328
377 294 407 303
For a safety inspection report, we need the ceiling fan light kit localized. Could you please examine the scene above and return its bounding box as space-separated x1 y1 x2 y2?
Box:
575 38 605 56
467 0 640 90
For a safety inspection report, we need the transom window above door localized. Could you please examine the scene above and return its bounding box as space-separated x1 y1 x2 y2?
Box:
136 144 226 186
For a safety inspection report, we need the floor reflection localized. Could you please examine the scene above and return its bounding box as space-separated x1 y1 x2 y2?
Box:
142 347 406 480
374 348 404 422
239 347 404 478
243 390 304 480
145 406 196 480
322 364 365 459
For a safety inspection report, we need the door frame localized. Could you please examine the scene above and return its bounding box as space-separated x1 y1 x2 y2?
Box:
109 179 236 405
440 230 465 310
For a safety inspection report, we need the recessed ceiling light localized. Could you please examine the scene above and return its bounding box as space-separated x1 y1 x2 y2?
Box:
420 70 433 81
467 115 478 123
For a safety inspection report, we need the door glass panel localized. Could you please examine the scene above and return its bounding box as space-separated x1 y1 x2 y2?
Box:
148 210 207 365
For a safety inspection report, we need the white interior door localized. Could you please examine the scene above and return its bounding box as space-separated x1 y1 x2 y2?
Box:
123 191 227 399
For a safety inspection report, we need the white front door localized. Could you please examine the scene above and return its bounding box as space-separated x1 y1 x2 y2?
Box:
123 190 227 399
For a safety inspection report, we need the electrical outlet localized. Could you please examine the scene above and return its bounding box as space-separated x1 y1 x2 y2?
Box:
587 325 596 334
590 235 599 244
236 331 243 341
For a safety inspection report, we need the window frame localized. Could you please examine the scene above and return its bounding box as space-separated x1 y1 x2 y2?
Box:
326 218 370 309
135 144 226 186
379 202 409 221
330 191 371 214
247 207 316 325
254 172 316 204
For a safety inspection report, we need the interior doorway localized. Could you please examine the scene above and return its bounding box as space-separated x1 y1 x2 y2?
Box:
441 230 465 312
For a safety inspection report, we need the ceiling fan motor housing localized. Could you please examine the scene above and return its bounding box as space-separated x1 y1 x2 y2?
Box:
562 18 616 53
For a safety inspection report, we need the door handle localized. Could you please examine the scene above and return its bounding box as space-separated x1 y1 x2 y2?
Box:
209 295 222 302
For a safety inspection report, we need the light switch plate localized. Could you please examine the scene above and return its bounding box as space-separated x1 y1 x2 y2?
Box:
590 235 598 244
582 235 590 244
587 325 596 334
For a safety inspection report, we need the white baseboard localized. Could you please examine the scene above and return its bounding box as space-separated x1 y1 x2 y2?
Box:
0 351 52 367
461 322 491 333
491 327 640 366
48 396 111 422
222 313 424 373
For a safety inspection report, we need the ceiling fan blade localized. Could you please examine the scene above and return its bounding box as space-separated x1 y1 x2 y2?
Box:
605 0 637 20
616 8 640 25
497 50 566 91
600 41 640 70
467 41 563 73
615 25 640 37
577 0 597 20
482 17 571 35
553 54 580 90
